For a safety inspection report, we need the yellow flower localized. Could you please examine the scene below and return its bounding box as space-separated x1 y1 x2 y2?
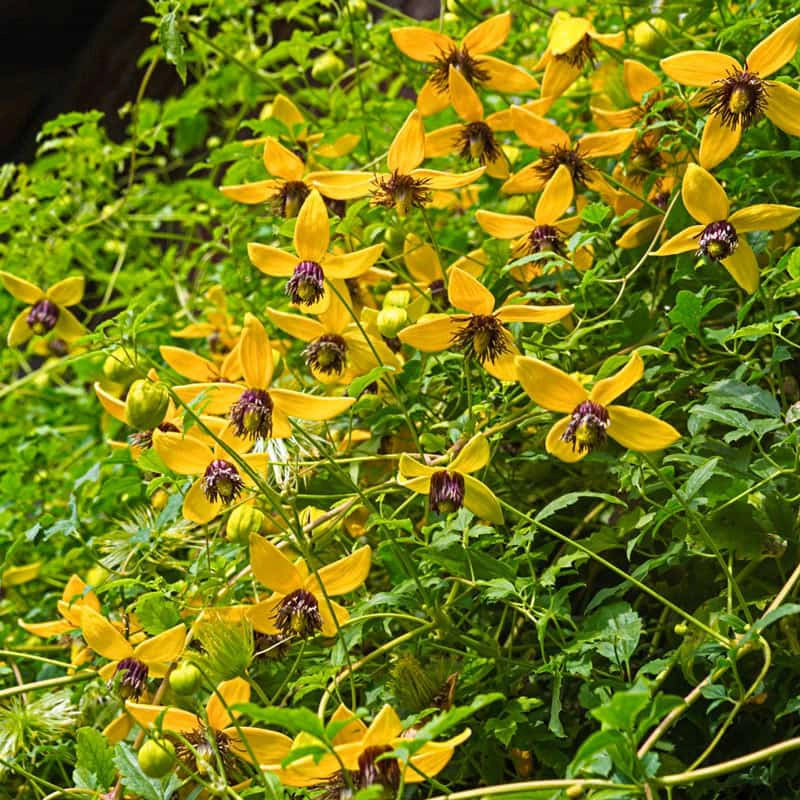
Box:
532 13 624 101
398 267 573 381
171 286 242 358
660 14 800 169
391 12 537 116
247 534 371 639
267 280 400 385
126 677 293 769
2 562 41 588
652 163 800 293
477 164 587 281
1 272 84 347
502 106 636 198
18 574 99 638
247 189 384 313
515 351 681 463
398 433 503 524
80 606 186 698
219 136 372 216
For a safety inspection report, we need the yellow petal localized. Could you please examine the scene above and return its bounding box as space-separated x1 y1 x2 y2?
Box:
659 51 741 86
125 701 198 734
449 267 495 315
578 129 637 158
19 618 74 637
295 189 329 263
398 315 454 351
271 388 354 421
398 454 438 479
483 345 519 382
541 58 582 100
403 234 442 283
81 607 133 660
307 171 374 200
449 434 490 474
266 308 325 342
0 271 44 303
417 76 450 116
311 545 371 596
318 598 350 637
263 137 305 181
698 113 741 170
405 730 471 781
591 352 644 406
501 164 547 195
546 416 587 463
324 244 384 279
134 623 186 667
52 307 85 341
220 180 281 204
152 430 213 475
315 133 360 159
478 56 539 92
248 595 282 635
764 81 800 136
399 474 433 495
160 346 214 382
463 475 503 524
729 203 800 232
607 405 681 452
496 303 574 323
250 533 302 594
363 705 403 747
330 705 368 746
46 276 84 306
226 727 293 766
424 124 462 158
94 382 128 424
183 478 222 524
747 14 800 77
172 382 244 415
7 309 33 347
207 677 250 731
388 109 426 175
682 163 729 224
721 240 760 293
616 215 663 249
247 243 297 277
652 225 705 255
476 209 533 239
413 166 486 190
485 153 510 180
515 356 587 412
511 106 570 150
271 94 305 128
240 313 273 390
462 12 511 54
448 65 483 122
592 31 625 49
102 714 133 745
390 27 455 62
550 16 592 54
592 106 641 129
535 164 574 225
624 59 661 102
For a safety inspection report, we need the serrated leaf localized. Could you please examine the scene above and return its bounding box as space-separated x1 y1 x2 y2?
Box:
159 11 187 83
74 727 115 790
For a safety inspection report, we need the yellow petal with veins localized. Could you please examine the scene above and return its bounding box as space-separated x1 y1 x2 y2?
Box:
659 51 742 86
591 352 644 406
266 308 326 342
160 346 214 383
152 430 213 475
550 16 592 54
363 705 404 748
652 225 705 255
682 163 729 225
721 240 760 293
404 233 442 284
463 475 503 524
94 382 128 424
53 307 85 342
413 166 486 190
247 243 297 277
46 276 84 306
240 313 273 390
624 59 661 103
607 405 681 451
220 180 280 204
0 271 44 303
535 164 574 225
478 56 539 93
476 209 533 239
448 267 495 316
250 533 302 594
207 677 250 731
462 12 511 54
698 113 741 170
125 701 198 734
7 310 33 347
728 204 800 233
398 454 437 479
183 478 222 524
227 726 293 766
310 545 371 596
263 137 305 182
307 171 374 200
764 81 800 136
747 14 800 78
271 389 355 421
541 58 582 101
511 106 570 150
398 315 454 351
294 189 329 263
324 244 384 279
424 124 462 158
546 417 587 463
449 65 483 123
417 76 450 116
495 303 573 324
81 607 133 660
515 356 588 412
388 109 426 175
133 623 186 667
390 27 455 63
449 434 490 474
578 129 637 158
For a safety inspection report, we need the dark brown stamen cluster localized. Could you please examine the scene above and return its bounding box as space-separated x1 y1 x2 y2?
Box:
561 400 610 454
523 225 567 258
253 632 291 660
274 588 323 638
286 260 326 306
358 746 402 792
203 459 245 504
128 421 180 451
702 68 768 130
274 180 310 217
554 34 596 68
372 171 432 216
458 121 502 165
429 470 466 514
304 334 348 376
229 388 274 440
114 657 149 700
428 278 448 307
627 140 663 183
27 299 59 334
430 46 490 92
652 190 671 211
207 330 229 355
176 727 235 775
534 145 590 187
48 338 69 357
696 220 739 261
451 314 510 364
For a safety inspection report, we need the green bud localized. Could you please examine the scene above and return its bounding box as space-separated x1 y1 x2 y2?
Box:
377 307 407 338
138 738 175 778
103 347 139 385
311 53 346 83
125 380 170 430
169 661 202 696
384 289 411 309
226 505 265 544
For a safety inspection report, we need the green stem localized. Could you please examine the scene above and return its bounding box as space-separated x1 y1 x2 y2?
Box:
0 671 95 700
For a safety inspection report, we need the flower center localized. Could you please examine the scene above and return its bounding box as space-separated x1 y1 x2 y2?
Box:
450 314 510 364
304 334 348 376
176 727 234 776
458 121 502 165
561 400 610 454
114 657 149 700
554 33 596 68
428 278 448 307
26 299 59 334
128 421 179 451
253 632 291 661
357 745 401 791
274 589 323 638
702 68 768 130
696 220 738 261
430 46 490 93
534 145 590 187
429 470 466 514
525 225 566 258
628 140 663 182
229 388 274 440
203 459 245 504
372 171 432 217
286 260 325 306
652 190 670 210
275 180 310 217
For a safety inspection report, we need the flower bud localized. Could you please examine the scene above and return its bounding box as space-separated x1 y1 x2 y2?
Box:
226 505 265 544
126 380 170 430
169 661 202 696
377 307 407 338
384 289 411 309
311 53 346 83
138 738 175 778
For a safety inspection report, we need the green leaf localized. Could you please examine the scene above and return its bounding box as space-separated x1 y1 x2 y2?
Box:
159 11 187 83
74 727 115 791
134 592 181 635
113 743 168 800
581 202 610 225
536 492 626 522
591 687 650 731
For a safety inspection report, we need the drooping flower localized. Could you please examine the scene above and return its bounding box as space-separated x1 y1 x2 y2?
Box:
652 163 800 293
171 286 242 358
1 273 85 347
502 106 636 198
515 352 681 462
247 189 384 313
247 535 371 639
398 433 503 524
390 12 537 116
398 267 573 381
660 15 800 169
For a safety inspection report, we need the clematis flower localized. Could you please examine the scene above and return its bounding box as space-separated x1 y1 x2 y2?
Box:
80 606 186 699
18 574 99 638
172 286 242 358
532 12 624 101
220 137 372 216
660 14 800 169
502 106 636 198
247 189 384 313
398 267 573 381
1 272 84 347
515 351 680 463
652 163 800 293
127 677 293 772
390 12 537 116
398 433 502 524
247 534 371 639
476 164 589 281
